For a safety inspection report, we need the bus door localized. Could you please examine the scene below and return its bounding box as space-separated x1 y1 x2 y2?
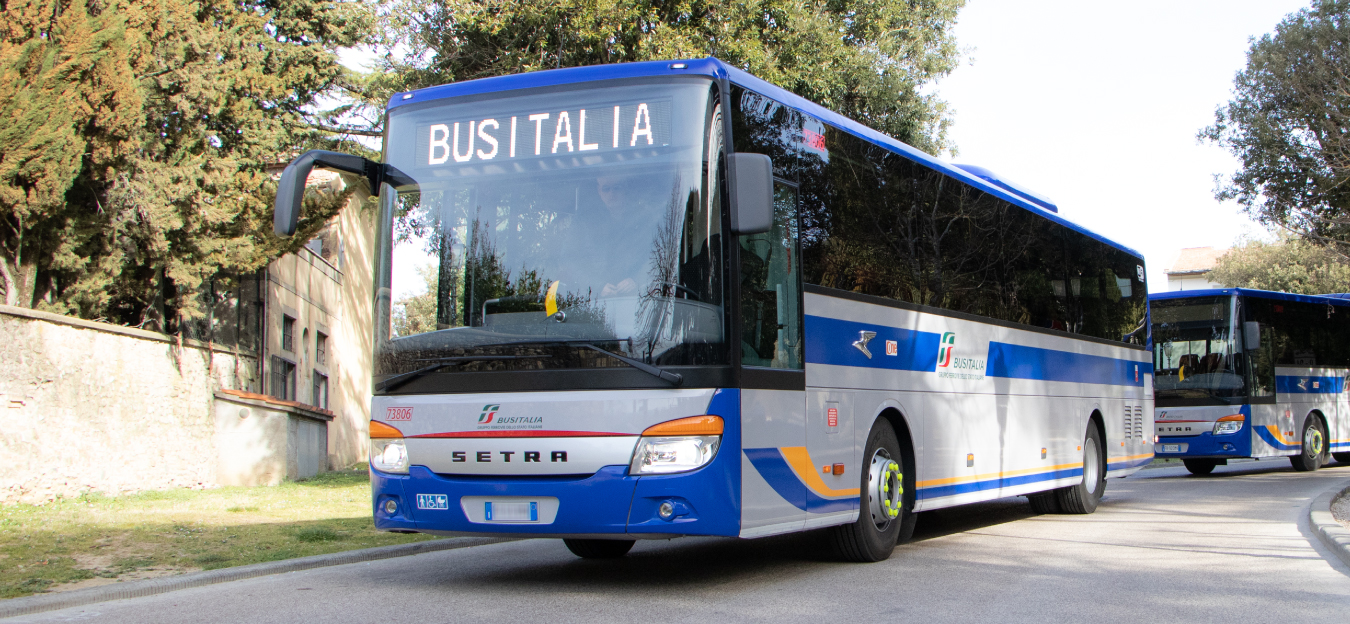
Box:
738 182 812 535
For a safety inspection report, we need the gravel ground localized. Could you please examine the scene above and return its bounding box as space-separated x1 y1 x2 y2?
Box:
1334 491 1350 530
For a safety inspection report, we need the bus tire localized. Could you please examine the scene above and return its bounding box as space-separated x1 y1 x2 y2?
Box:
1183 459 1218 476
562 538 635 559
1027 492 1061 514
830 419 906 562
1055 423 1106 514
1289 416 1327 472
1334 452 1350 465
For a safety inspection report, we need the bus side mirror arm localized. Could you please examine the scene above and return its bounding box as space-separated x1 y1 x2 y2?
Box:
730 153 773 235
274 150 382 236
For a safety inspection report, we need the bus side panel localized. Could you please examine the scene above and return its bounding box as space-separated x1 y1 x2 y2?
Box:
738 389 807 538
803 388 861 530
802 291 1152 514
1248 402 1290 458
1337 380 1350 456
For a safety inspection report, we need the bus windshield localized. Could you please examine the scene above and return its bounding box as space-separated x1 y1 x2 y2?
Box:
1151 296 1246 402
373 79 727 385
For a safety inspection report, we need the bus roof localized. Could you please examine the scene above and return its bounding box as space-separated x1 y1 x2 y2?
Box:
1150 288 1350 308
387 57 1142 260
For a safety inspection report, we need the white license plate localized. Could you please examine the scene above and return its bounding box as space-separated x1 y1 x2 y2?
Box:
485 501 538 522
1163 444 1180 453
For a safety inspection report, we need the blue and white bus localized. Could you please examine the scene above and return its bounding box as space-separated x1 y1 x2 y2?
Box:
274 58 1153 561
1152 288 1350 474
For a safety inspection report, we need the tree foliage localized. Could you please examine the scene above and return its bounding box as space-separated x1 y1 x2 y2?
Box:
367 0 965 153
0 0 372 327
1211 232 1350 295
1201 0 1350 248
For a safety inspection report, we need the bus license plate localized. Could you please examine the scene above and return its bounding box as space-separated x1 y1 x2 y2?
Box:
485 501 538 522
1163 444 1180 453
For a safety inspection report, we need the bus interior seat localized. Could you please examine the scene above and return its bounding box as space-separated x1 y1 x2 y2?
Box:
1178 354 1201 375
1200 353 1222 373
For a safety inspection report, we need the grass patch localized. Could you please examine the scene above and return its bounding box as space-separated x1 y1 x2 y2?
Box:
294 527 343 543
0 470 437 600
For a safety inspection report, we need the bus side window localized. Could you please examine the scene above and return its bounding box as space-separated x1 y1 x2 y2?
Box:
739 182 802 369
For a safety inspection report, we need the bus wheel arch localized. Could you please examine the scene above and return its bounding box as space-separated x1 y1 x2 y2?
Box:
875 407 918 544
1290 410 1329 472
1054 412 1107 514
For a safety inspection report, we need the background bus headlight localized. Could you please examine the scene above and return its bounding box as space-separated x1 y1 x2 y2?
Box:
371 439 410 473
630 436 720 475
1213 414 1244 435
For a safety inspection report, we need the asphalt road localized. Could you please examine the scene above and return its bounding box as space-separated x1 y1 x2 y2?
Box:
11 461 1350 623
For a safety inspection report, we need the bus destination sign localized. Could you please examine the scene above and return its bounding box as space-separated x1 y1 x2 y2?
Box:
418 101 672 168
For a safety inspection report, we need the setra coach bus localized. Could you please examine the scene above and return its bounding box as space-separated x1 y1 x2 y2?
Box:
272 58 1153 562
1151 288 1350 474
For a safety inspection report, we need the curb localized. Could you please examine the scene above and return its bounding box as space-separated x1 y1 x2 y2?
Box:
1309 480 1350 571
0 537 513 620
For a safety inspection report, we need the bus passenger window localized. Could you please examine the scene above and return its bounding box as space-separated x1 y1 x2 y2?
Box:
739 182 802 369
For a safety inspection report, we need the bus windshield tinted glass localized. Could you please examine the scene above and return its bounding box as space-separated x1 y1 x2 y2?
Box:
374 80 726 382
1152 296 1246 401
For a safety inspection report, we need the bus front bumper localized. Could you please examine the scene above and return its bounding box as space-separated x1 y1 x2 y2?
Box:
1155 428 1252 458
371 462 739 539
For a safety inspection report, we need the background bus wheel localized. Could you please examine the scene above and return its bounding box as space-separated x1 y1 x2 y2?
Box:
1054 424 1106 514
1183 459 1218 476
1027 492 1061 514
562 539 635 559
830 419 908 562
1334 452 1350 465
1289 416 1327 472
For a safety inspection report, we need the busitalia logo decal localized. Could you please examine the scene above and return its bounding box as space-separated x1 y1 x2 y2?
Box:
475 404 544 431
936 332 985 380
937 332 956 367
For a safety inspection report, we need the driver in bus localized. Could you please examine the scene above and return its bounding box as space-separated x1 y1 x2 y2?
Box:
591 173 655 297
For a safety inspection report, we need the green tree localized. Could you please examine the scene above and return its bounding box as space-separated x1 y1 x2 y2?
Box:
1211 232 1350 295
1201 0 1350 248
0 0 373 327
366 0 965 153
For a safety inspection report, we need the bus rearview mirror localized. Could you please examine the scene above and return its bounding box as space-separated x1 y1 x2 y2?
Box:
1244 321 1261 350
274 150 381 236
730 153 773 235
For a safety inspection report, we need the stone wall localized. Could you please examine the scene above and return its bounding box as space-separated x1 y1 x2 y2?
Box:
0 305 257 504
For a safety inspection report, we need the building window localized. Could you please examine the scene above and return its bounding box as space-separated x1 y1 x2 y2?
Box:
271 356 296 401
312 371 329 410
315 332 328 365
281 315 295 352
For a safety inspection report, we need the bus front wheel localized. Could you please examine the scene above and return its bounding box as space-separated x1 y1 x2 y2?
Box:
1183 459 1218 476
1290 416 1327 472
829 419 913 562
563 539 635 559
1055 424 1106 514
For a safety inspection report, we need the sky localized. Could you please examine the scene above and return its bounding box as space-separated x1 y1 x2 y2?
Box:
933 0 1313 293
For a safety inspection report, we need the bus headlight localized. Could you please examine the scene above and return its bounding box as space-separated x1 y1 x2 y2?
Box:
631 436 720 474
369 420 409 474
1213 414 1245 435
371 439 410 473
629 415 723 475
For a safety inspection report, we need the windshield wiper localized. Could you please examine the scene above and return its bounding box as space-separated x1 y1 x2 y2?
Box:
375 355 551 392
477 339 683 386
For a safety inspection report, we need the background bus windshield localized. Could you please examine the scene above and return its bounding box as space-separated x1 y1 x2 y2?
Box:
1152 296 1246 402
373 80 726 387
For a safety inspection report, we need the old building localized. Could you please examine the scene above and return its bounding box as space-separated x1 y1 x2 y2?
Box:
1165 247 1225 291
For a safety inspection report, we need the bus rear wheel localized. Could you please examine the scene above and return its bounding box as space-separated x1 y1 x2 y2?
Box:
829 419 912 562
1183 459 1218 476
1290 416 1327 472
563 538 635 559
1054 423 1106 514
